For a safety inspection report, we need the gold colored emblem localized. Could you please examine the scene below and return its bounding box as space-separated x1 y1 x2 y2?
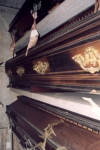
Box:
34 120 68 150
72 47 100 74
33 61 49 75
34 122 57 150
57 146 68 150
16 66 25 76
6 69 12 76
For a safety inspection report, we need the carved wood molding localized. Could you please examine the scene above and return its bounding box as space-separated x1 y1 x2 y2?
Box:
5 8 100 92
6 96 100 150
18 96 100 134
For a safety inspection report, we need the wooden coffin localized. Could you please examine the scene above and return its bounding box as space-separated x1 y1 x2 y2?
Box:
9 0 64 42
6 96 100 150
5 5 100 92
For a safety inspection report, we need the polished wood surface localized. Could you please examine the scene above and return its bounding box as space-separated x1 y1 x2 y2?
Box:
6 96 100 150
9 0 64 42
6 5 100 92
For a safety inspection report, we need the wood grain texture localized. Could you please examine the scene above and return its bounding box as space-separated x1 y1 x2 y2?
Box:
6 96 100 150
14 0 96 51
5 7 100 92
9 0 64 42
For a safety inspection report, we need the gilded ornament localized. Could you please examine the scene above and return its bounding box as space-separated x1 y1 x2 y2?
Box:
34 139 46 150
72 47 100 74
6 69 12 76
33 61 49 75
57 146 68 150
16 66 25 76
33 120 67 150
34 122 57 150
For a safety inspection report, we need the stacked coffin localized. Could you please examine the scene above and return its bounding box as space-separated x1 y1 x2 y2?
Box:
5 1 100 150
6 96 100 150
5 2 100 93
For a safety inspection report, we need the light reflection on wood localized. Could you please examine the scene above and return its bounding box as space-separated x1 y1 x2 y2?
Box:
34 119 68 150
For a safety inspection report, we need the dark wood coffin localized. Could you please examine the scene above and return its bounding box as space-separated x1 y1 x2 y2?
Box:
6 5 100 92
6 96 100 150
9 0 64 42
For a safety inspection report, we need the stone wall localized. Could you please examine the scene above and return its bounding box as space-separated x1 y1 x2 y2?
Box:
0 9 24 150
0 129 24 150
0 11 18 127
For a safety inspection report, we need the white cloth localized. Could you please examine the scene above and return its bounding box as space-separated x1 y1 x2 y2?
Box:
30 30 39 37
